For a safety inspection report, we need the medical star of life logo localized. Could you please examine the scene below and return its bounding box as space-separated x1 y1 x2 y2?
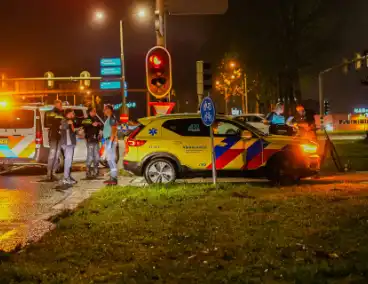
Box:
149 128 158 136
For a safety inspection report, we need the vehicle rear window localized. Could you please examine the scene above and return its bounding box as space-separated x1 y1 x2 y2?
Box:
0 110 34 129
163 118 210 137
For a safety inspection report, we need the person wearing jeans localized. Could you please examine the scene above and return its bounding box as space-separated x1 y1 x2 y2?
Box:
82 107 102 178
60 109 77 186
103 105 118 186
46 100 64 181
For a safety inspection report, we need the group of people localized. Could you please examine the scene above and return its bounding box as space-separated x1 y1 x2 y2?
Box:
265 103 317 141
46 100 119 186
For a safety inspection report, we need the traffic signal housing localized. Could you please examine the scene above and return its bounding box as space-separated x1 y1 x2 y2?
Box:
146 46 172 99
196 61 212 96
44 71 55 89
324 100 330 115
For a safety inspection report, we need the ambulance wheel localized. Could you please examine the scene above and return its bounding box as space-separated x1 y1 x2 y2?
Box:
55 152 65 173
144 158 177 184
266 153 298 186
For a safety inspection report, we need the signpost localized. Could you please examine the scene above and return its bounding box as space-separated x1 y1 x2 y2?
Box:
100 57 126 113
200 96 217 187
100 81 121 90
100 67 122 76
149 102 176 115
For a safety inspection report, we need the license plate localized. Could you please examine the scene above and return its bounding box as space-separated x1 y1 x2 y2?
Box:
0 138 8 145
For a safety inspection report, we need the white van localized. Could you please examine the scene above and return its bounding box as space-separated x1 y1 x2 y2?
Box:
0 103 119 171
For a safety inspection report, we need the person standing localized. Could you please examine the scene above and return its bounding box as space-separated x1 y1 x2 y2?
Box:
82 107 103 179
60 109 77 185
46 100 64 181
103 105 118 186
264 103 291 135
288 105 317 141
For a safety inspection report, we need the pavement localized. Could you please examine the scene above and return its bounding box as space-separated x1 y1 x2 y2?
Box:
0 166 133 252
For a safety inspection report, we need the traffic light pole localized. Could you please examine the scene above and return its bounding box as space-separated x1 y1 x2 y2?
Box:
318 55 367 129
156 0 165 47
120 20 127 115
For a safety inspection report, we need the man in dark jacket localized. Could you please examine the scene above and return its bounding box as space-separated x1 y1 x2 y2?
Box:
82 107 102 178
288 105 317 141
46 100 64 181
60 109 77 185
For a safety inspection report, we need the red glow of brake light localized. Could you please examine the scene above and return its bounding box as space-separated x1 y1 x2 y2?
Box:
125 126 146 155
36 131 43 145
127 139 146 147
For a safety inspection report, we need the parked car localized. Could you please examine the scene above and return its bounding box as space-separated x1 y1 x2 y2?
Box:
233 113 269 134
123 113 320 184
0 102 120 172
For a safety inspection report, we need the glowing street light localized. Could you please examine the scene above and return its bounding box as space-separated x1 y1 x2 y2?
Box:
230 62 236 68
92 7 148 114
95 11 104 21
137 9 146 19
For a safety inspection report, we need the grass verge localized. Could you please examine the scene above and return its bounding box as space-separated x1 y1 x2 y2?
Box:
322 140 368 172
2 183 368 283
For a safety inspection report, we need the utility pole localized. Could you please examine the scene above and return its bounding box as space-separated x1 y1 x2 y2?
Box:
225 87 228 115
318 73 324 128
242 73 248 114
120 20 127 116
156 0 165 47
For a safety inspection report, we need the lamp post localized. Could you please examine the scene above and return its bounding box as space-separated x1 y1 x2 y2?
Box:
119 19 127 115
94 9 147 115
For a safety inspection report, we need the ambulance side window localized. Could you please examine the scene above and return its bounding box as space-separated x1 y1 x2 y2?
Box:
213 120 242 136
163 118 210 137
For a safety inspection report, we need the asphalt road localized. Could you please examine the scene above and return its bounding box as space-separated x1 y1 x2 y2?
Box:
0 165 115 252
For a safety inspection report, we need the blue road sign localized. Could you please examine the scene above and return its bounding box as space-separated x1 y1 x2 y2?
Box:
100 58 122 67
101 67 122 76
127 102 137 108
124 81 128 98
100 81 121 90
200 97 216 126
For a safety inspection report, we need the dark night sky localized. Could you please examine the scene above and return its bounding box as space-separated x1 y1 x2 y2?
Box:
1 0 368 114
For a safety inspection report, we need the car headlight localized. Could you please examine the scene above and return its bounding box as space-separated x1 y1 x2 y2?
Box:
301 143 318 154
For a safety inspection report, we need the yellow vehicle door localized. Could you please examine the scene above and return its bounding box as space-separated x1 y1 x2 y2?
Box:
161 118 211 170
0 108 37 160
207 119 262 171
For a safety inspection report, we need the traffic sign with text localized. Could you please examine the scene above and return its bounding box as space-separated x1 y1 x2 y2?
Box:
200 97 216 126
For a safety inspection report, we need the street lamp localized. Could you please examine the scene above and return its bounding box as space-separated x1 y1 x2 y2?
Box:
93 8 147 115
95 11 104 21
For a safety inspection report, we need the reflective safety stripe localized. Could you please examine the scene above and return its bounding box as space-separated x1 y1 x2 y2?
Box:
0 136 36 159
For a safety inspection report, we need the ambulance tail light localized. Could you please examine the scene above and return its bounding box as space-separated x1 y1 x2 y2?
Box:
36 131 43 147
125 126 145 154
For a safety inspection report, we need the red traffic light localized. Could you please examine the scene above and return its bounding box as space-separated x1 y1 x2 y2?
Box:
149 55 163 68
146 46 172 99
